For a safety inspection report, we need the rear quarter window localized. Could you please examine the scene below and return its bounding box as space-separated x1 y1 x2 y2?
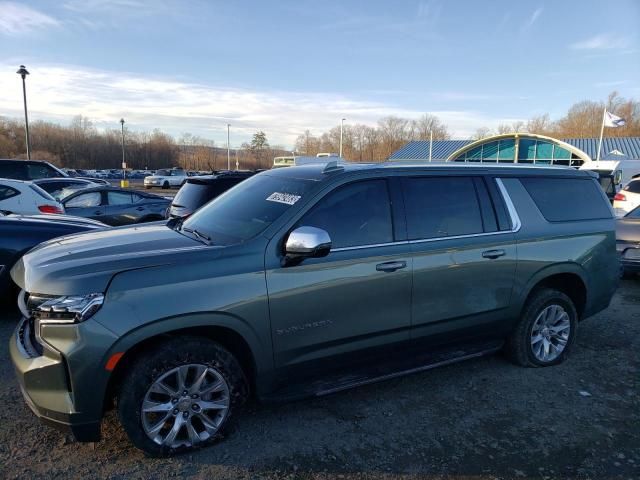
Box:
0 185 20 200
520 177 612 222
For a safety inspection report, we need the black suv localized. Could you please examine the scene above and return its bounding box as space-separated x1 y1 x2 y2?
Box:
0 159 67 180
167 170 257 219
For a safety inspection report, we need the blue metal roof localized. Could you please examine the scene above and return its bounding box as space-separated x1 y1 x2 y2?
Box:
389 136 640 161
562 137 640 160
389 139 472 160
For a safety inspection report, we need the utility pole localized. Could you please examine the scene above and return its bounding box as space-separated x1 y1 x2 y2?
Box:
120 118 127 186
339 118 346 158
16 65 31 159
429 130 433 162
227 124 231 170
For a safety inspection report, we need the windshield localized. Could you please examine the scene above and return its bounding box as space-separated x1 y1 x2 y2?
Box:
181 174 315 245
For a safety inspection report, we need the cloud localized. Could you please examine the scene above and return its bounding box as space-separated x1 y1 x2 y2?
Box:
0 2 59 35
0 63 518 145
520 6 543 33
593 80 627 88
570 33 631 50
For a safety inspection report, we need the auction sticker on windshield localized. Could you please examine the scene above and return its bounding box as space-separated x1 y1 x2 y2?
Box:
266 192 301 205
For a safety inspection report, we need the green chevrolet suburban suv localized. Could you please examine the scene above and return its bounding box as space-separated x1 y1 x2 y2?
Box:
10 162 618 455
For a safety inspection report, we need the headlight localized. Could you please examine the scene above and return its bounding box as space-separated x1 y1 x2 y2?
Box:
28 293 104 324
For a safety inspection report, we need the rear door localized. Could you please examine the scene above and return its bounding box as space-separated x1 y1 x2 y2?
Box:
402 174 517 340
105 191 136 225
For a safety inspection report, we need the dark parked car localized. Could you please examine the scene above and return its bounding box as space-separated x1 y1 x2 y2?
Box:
0 213 105 304
616 205 640 277
0 159 67 180
10 163 618 456
60 186 171 226
33 177 98 200
167 171 256 219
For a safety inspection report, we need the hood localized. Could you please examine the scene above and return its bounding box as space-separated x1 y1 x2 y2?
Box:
11 223 211 295
8 213 108 228
616 217 640 243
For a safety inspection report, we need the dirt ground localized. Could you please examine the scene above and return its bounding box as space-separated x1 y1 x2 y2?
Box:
0 280 638 480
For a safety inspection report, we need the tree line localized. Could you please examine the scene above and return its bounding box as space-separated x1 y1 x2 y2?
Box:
0 116 290 171
1 92 638 169
295 92 640 161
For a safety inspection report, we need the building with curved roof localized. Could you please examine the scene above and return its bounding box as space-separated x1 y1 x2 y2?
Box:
389 134 640 166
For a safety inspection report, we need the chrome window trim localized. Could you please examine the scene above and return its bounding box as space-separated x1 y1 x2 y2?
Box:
408 229 513 245
332 241 409 252
327 177 521 253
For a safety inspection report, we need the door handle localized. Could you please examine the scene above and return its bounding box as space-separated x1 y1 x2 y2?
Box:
136 206 145 211
482 249 506 259
376 260 407 272
93 210 103 215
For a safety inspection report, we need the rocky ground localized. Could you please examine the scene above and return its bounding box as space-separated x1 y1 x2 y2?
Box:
0 280 638 479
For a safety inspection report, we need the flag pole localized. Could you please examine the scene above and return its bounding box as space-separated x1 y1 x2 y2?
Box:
596 107 606 162
429 130 433 163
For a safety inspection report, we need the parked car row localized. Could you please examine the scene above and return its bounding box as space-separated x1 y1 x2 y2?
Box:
6 162 623 458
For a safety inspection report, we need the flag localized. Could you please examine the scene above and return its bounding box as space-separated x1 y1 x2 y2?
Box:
604 111 626 128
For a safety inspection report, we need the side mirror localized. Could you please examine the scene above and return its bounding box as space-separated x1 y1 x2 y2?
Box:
283 226 331 265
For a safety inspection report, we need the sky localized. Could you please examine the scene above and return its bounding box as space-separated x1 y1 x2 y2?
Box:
0 0 639 148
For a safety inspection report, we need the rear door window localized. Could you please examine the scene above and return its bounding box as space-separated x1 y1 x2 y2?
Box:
299 179 394 248
26 163 59 179
107 191 133 205
402 176 485 239
520 177 612 221
0 185 20 200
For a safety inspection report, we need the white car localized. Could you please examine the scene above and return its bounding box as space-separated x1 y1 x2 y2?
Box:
0 178 65 215
613 179 640 217
143 168 188 189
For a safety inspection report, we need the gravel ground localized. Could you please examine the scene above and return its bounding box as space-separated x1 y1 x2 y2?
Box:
0 280 638 480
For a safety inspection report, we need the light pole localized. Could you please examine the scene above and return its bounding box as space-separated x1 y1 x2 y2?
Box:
16 65 31 160
120 118 126 185
227 123 231 170
339 118 346 158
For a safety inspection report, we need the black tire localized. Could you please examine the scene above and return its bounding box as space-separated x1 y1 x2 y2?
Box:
162 181 170 189
505 288 578 367
117 337 248 457
144 186 152 190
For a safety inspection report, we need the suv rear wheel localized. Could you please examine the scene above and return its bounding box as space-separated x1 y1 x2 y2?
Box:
162 181 170 189
505 288 577 367
117 337 248 456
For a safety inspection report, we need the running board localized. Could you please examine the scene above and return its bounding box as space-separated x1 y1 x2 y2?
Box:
264 340 503 402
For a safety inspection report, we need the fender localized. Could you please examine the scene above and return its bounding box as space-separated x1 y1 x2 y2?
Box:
513 261 589 312
99 311 271 376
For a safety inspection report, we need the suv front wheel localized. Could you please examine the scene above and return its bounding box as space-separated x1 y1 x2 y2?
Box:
506 288 578 367
117 337 248 456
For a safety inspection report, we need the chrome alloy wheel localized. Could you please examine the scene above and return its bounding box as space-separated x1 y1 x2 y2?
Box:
141 364 230 448
530 304 571 362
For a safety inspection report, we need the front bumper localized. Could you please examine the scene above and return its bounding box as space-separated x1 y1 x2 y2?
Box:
144 179 161 186
10 315 117 442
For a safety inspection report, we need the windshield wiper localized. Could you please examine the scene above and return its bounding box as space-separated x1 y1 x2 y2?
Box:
182 226 212 245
